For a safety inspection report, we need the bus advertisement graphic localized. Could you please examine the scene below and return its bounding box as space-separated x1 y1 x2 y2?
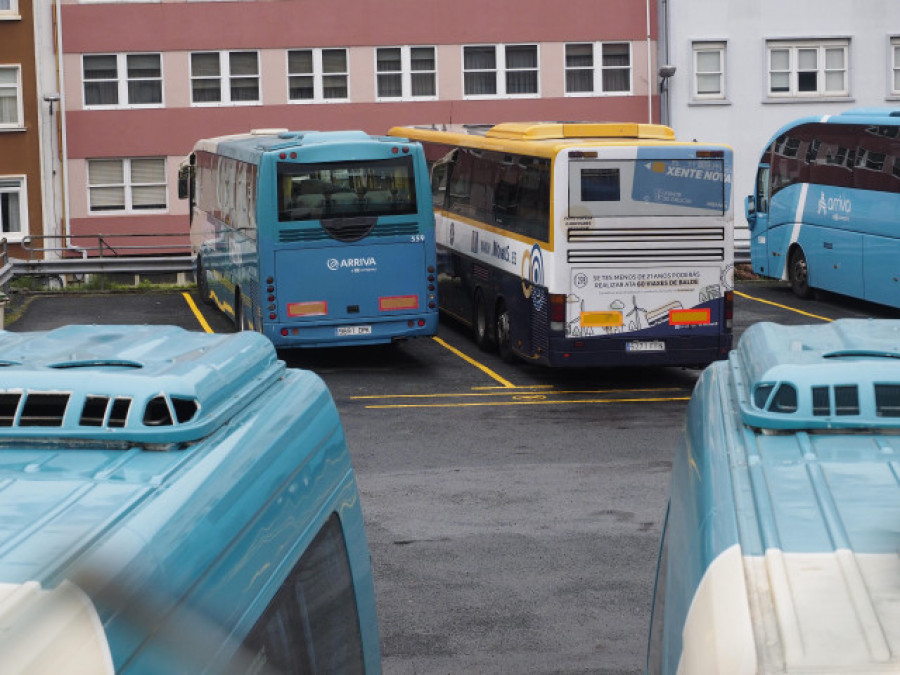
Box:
632 154 731 211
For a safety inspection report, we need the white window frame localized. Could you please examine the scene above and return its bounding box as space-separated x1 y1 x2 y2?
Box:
82 53 163 109
564 42 632 97
692 41 726 101
0 65 23 128
87 158 167 214
462 44 539 99
190 51 260 106
766 39 849 99
0 0 19 19
287 48 349 103
0 176 26 238
891 37 900 97
375 46 437 101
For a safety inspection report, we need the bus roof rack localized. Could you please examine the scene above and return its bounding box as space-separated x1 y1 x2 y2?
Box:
483 122 675 141
0 325 284 446
730 319 900 431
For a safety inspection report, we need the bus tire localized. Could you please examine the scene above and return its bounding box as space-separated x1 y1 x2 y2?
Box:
788 247 813 299
196 257 212 306
495 301 516 363
233 289 244 332
473 291 491 351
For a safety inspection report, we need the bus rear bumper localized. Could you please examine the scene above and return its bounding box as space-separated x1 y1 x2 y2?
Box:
540 333 733 368
264 314 439 349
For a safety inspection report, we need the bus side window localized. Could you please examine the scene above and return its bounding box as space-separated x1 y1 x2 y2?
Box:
756 166 770 214
241 514 366 674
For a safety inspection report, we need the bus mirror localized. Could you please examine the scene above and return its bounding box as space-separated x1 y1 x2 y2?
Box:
177 166 192 200
745 195 757 227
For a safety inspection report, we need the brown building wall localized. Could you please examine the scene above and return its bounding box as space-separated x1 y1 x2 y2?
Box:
0 0 44 252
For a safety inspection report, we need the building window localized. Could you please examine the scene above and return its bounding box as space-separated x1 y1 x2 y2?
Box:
767 40 849 98
88 158 167 212
565 42 632 95
0 177 25 235
191 51 259 105
83 54 162 107
376 46 436 100
0 66 22 127
0 0 19 17
892 37 900 96
693 42 725 100
288 49 349 102
464 44 539 97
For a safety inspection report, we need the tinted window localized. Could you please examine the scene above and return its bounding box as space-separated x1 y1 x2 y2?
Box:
438 145 551 242
242 514 365 674
278 156 417 222
834 385 860 416
875 384 900 417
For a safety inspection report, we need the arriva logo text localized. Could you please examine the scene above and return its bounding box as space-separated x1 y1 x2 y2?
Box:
817 191 851 221
327 257 377 271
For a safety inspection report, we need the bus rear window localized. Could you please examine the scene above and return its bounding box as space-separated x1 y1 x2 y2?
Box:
581 168 620 201
278 156 417 222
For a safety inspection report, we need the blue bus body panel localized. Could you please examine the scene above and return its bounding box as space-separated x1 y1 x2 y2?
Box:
651 319 900 673
749 108 900 307
194 130 438 348
0 326 380 673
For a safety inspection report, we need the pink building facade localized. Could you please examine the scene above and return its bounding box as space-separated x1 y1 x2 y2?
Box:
58 0 659 246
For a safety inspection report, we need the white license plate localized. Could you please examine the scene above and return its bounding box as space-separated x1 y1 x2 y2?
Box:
626 340 665 353
336 325 372 337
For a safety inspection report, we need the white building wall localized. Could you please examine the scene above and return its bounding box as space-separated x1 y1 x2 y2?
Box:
665 0 900 249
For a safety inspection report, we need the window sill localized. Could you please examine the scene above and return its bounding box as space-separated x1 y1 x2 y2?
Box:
0 127 26 133
688 99 731 106
763 96 854 104
0 15 22 21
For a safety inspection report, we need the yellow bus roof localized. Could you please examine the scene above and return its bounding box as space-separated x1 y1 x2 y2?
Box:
389 122 693 158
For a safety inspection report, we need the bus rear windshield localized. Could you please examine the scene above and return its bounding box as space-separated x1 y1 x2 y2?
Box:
278 156 417 222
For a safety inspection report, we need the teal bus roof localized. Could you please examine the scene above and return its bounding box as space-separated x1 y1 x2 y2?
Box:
0 326 284 445
192 129 403 164
730 320 900 430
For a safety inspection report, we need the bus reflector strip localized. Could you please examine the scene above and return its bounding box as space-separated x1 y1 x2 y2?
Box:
669 308 711 325
287 301 328 317
581 311 623 327
379 295 419 311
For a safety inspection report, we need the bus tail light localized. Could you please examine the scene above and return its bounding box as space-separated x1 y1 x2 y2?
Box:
379 295 419 311
287 301 328 317
669 308 711 326
724 290 734 330
550 293 566 331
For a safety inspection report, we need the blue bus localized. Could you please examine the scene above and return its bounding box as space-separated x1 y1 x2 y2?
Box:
647 319 900 674
746 108 900 308
180 129 438 348
0 325 380 673
391 123 734 368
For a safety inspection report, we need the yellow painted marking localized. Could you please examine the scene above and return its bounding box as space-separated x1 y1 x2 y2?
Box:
183 292 214 333
431 336 516 388
350 387 686 401
364 396 690 410
734 290 833 322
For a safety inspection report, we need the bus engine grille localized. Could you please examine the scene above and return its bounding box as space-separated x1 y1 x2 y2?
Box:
279 222 420 243
567 248 725 264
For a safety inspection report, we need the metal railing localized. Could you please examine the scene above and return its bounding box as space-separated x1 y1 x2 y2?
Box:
0 234 195 288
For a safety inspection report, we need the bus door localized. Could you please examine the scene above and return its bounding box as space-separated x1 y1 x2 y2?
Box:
747 164 769 276
275 240 427 326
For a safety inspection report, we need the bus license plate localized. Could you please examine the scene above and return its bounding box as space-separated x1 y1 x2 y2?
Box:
336 325 372 337
626 340 665 353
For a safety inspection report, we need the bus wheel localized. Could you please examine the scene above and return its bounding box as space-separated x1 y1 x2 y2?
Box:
788 247 813 299
196 257 212 306
495 301 516 363
473 291 491 351
233 289 244 332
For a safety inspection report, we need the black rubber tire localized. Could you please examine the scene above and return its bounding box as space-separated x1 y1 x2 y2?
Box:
495 301 516 363
196 257 213 306
788 247 813 299
473 291 491 351
233 288 244 332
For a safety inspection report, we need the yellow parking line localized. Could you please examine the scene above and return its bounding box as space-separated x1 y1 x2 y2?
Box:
365 395 691 410
431 336 517 388
734 290 833 322
183 292 214 333
350 387 687 401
